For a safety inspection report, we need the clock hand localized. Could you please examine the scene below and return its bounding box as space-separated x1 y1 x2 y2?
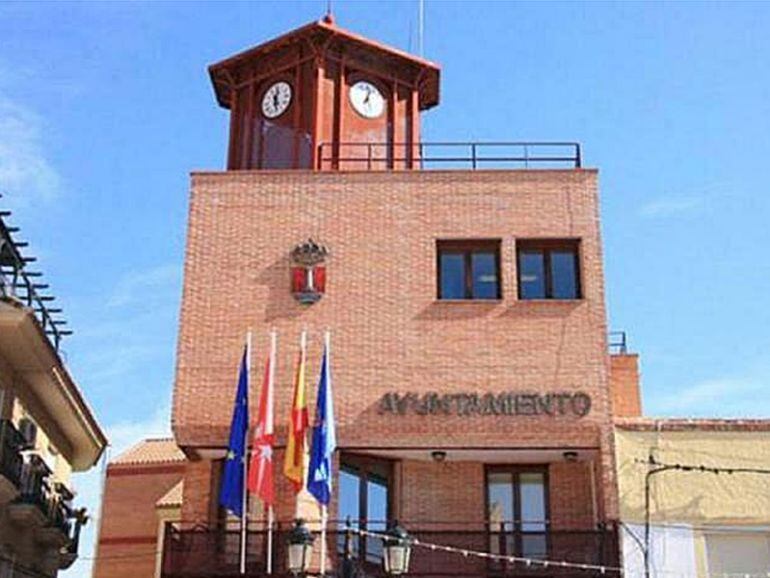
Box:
273 92 279 108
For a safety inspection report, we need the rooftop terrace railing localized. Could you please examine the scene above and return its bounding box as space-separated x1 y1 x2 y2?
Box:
318 142 582 171
0 209 71 352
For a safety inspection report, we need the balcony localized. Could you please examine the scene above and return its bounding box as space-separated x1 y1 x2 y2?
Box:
161 521 619 578
0 419 24 502
317 142 582 171
8 454 74 548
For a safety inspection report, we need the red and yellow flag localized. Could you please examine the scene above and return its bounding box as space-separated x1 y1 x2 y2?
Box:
283 336 308 493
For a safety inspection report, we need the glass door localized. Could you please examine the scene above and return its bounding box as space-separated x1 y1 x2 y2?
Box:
487 467 548 560
337 454 392 563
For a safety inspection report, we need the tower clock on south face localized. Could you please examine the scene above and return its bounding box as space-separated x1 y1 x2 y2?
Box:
261 81 292 119
349 80 385 119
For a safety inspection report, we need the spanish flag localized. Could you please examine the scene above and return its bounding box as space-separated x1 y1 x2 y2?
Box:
283 333 308 492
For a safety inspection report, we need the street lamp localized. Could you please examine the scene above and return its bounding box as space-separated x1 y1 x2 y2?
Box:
382 523 412 575
287 519 315 576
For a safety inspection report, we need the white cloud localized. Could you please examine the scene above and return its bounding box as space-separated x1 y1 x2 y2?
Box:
649 366 770 418
105 403 172 456
0 95 61 208
639 196 702 218
106 263 182 308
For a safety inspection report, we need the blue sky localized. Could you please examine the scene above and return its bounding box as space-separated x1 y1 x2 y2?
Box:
1 1 769 575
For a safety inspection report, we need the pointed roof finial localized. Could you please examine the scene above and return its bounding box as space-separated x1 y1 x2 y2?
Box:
322 0 335 25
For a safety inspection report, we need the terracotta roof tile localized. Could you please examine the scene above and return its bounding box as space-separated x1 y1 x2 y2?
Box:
111 438 186 465
156 480 184 508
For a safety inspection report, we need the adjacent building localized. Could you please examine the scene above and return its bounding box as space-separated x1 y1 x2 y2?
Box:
93 439 185 578
615 419 770 578
0 213 107 577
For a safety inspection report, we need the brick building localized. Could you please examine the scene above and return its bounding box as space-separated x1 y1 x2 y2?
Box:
93 439 185 578
95 15 647 578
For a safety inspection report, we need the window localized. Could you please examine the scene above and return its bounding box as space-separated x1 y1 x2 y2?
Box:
517 240 581 300
437 240 501 300
337 454 393 563
487 467 548 559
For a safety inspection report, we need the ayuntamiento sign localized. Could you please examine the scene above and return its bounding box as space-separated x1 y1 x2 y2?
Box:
377 391 592 417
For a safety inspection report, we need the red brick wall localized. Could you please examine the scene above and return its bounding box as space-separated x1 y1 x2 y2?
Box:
179 459 215 525
172 169 618 524
610 354 641 418
93 464 184 578
549 461 596 530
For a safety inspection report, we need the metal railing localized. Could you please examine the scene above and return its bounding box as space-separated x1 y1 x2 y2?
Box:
0 419 24 489
608 331 628 355
0 210 71 352
318 142 582 171
161 521 618 578
0 555 51 578
17 454 73 537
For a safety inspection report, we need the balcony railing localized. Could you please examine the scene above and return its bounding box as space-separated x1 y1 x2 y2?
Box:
317 142 582 171
161 521 618 578
17 454 74 537
0 555 51 578
0 419 24 489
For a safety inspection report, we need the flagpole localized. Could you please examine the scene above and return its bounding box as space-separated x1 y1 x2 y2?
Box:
240 330 252 575
266 330 277 574
295 329 308 520
319 330 330 576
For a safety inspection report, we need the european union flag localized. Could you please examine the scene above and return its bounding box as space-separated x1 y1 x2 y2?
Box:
307 342 336 506
219 346 249 518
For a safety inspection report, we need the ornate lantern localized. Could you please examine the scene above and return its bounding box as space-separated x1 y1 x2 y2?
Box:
287 519 315 575
291 239 328 304
382 523 413 575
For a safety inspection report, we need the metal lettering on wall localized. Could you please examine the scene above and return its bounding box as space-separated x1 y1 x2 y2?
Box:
377 392 592 418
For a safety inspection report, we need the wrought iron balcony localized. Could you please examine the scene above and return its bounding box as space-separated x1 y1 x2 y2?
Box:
317 142 582 171
13 454 74 538
161 520 619 578
0 419 24 492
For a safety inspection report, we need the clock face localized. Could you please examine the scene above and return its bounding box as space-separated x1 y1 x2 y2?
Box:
349 81 385 119
261 81 292 119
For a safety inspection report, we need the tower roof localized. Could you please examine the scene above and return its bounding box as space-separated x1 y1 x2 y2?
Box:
209 17 440 111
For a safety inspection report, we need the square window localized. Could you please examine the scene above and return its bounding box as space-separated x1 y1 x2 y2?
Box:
437 240 501 300
517 240 581 300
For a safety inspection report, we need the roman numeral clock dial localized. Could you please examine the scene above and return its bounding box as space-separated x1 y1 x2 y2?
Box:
261 81 292 119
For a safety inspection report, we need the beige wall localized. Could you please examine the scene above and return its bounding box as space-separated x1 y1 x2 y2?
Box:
615 427 770 525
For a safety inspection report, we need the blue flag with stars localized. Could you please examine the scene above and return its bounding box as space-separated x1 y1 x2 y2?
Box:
219 346 249 518
307 342 336 505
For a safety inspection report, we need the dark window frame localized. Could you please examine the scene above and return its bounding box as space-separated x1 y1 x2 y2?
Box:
437 239 502 300
484 464 551 560
516 239 582 300
338 453 394 563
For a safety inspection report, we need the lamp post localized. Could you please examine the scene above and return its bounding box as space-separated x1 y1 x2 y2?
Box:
287 519 315 576
382 523 413 576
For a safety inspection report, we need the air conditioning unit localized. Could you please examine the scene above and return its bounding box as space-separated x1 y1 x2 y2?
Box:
18 417 38 450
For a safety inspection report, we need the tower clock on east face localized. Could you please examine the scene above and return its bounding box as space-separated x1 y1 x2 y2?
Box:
261 81 292 119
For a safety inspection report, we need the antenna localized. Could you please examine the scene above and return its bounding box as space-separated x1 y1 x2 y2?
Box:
418 0 425 56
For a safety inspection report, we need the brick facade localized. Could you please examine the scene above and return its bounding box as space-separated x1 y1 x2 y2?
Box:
93 442 185 578
609 354 641 417
171 168 619 531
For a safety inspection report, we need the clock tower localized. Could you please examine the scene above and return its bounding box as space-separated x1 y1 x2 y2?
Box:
209 14 440 170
